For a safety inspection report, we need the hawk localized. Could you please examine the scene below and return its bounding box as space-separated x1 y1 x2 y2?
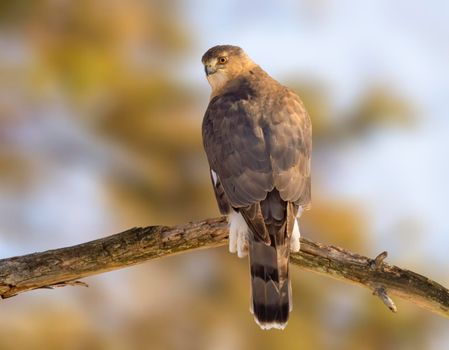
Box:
201 45 312 330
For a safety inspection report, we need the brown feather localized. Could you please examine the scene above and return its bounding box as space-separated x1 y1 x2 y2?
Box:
201 45 312 328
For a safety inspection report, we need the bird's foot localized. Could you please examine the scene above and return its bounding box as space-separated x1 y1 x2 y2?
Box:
228 211 249 258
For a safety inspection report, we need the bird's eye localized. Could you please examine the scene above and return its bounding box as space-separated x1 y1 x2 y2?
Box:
218 57 228 64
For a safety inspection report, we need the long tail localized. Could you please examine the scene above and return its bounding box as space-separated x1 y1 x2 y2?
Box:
248 239 291 329
246 191 296 330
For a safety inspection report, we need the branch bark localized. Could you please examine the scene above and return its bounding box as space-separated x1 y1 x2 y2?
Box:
1 217 448 319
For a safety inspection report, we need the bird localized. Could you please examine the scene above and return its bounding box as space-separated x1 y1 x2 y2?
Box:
201 45 312 330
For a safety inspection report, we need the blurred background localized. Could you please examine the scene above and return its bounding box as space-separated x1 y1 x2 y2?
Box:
0 0 448 349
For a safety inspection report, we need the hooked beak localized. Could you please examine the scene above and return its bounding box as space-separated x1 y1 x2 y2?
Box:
205 65 217 76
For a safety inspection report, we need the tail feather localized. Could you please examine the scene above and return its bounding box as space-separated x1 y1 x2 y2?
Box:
249 238 291 329
245 191 296 330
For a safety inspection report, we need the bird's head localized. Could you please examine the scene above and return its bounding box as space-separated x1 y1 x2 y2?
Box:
202 45 256 93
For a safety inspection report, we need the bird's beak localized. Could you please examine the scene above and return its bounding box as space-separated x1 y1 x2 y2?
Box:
205 65 217 76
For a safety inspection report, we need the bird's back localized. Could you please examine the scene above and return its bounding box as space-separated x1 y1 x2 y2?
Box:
201 46 311 330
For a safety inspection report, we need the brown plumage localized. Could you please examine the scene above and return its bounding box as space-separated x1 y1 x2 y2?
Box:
201 45 312 329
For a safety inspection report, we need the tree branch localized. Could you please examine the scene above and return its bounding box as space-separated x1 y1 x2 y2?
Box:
1 217 448 319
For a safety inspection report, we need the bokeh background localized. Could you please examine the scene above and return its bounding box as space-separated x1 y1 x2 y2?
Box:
1 0 448 349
